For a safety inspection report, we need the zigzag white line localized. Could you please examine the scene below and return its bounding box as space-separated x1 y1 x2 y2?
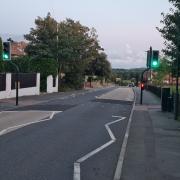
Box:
73 116 126 180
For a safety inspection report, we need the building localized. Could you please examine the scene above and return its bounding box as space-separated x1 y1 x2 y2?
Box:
11 41 28 58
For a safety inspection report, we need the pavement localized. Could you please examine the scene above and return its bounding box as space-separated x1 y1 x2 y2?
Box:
0 86 134 180
0 89 91 111
121 88 180 180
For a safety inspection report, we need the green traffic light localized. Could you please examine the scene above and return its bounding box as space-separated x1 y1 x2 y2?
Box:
3 53 10 60
152 61 158 67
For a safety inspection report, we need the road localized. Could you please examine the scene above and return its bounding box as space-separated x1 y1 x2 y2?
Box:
0 87 134 180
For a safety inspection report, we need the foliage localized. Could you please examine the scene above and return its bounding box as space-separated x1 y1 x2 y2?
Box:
85 52 112 80
57 19 105 88
24 13 57 60
29 58 58 91
4 56 57 91
63 62 85 90
112 68 143 80
112 68 143 86
157 0 180 59
22 13 112 91
4 56 31 73
152 57 171 85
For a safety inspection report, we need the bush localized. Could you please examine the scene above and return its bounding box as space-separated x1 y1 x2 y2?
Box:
29 58 58 92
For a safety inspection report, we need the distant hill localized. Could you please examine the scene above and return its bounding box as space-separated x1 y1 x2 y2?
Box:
112 68 146 81
112 68 145 74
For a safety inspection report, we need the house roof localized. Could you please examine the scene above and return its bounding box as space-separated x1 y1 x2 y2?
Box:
11 41 28 56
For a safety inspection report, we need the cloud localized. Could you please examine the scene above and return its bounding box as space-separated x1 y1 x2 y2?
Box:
107 43 146 69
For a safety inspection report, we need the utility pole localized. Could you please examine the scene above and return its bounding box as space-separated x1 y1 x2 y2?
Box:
140 68 150 104
56 22 60 89
175 55 179 120
140 46 152 104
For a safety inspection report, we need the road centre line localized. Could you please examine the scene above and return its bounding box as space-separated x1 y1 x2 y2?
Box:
0 111 61 136
73 116 126 180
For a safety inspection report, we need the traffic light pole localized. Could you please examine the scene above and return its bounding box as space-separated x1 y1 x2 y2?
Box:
9 61 19 106
175 56 180 120
140 68 150 104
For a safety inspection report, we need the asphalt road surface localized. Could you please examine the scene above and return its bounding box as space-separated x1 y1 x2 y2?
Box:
0 87 134 180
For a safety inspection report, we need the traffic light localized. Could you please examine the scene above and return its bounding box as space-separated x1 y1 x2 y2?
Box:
151 50 159 69
141 83 145 91
3 42 11 61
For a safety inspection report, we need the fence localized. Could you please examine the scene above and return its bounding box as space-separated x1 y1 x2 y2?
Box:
146 85 161 98
47 75 58 93
147 85 175 112
0 73 40 99
11 73 37 89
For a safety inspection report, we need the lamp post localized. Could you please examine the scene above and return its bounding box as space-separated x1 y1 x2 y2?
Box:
175 55 179 120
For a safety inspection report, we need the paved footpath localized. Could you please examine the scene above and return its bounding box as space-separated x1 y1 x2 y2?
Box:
121 88 180 180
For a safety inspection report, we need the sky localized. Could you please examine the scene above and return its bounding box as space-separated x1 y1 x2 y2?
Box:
0 0 171 69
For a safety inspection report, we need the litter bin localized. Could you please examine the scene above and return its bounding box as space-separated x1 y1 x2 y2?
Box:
161 88 170 112
167 96 173 112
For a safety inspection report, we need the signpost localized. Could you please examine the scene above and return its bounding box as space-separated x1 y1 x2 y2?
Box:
2 42 19 106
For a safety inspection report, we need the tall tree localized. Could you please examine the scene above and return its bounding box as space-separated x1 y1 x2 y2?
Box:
57 19 102 74
57 19 103 88
24 14 110 90
157 1 180 120
24 13 58 60
157 0 180 59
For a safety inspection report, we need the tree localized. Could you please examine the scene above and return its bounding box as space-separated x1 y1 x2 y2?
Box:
24 14 110 90
57 19 103 88
57 19 102 69
85 52 112 81
157 0 180 120
24 13 58 60
157 0 180 59
24 13 58 91
152 57 171 85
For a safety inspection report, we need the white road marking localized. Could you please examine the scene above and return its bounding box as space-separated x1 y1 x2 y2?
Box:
74 163 81 180
113 90 136 180
0 111 62 136
73 116 126 180
112 115 122 118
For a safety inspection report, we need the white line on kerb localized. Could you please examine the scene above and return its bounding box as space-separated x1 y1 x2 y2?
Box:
113 91 136 180
0 111 62 136
73 116 126 180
